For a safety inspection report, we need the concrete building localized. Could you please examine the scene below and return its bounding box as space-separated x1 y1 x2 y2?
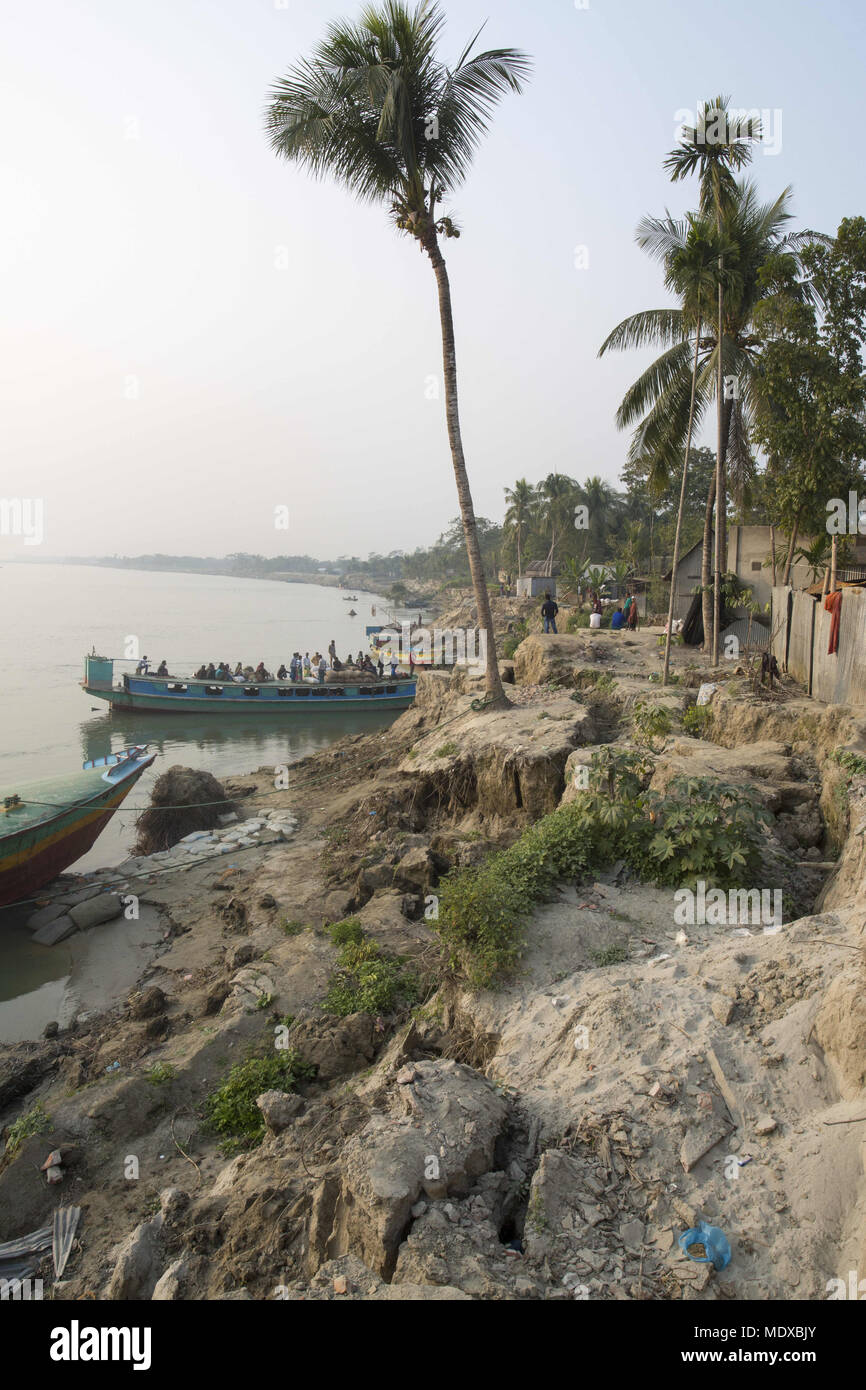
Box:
516 560 557 599
664 525 866 621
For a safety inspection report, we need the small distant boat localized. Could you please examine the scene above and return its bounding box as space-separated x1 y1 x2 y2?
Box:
342 595 358 601
0 746 155 907
347 609 357 616
82 654 416 716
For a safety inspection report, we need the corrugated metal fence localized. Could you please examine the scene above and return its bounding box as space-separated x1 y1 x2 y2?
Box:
772 585 866 706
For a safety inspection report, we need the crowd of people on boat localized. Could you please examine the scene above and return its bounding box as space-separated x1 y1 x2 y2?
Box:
137 644 409 685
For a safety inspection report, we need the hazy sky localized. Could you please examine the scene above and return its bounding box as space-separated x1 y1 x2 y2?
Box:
2 0 864 560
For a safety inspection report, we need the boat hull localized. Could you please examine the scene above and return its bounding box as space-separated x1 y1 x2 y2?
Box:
84 677 417 715
0 760 152 907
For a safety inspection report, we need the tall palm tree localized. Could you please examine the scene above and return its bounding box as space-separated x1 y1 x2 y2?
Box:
581 475 621 550
664 96 762 660
538 472 578 573
265 1 531 704
600 182 816 652
642 212 726 683
503 478 535 579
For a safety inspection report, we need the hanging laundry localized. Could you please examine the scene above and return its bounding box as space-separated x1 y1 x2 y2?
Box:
824 590 842 655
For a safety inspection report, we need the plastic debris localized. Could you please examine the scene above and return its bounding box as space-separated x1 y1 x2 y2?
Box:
696 682 719 706
678 1221 731 1271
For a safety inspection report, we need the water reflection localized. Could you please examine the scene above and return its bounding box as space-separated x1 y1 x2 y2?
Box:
78 706 399 767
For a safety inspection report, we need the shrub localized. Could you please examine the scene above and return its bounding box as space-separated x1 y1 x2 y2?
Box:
682 703 713 738
831 749 866 778
435 749 777 987
146 1062 176 1086
327 917 365 947
322 934 418 1017
644 777 773 887
631 699 673 750
590 944 628 967
502 620 528 658
205 1049 314 1150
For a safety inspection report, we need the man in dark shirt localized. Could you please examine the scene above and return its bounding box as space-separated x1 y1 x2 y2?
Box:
541 592 559 634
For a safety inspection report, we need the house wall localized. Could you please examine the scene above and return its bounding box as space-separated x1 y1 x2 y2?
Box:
671 545 704 619
729 526 813 613
517 576 555 599
672 526 814 621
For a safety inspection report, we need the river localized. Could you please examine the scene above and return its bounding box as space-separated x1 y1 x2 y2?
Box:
0 563 416 1037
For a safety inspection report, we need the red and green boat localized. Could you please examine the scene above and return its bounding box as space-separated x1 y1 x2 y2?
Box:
0 747 155 908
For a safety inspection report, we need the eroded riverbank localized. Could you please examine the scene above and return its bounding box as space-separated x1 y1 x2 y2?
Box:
2 629 865 1301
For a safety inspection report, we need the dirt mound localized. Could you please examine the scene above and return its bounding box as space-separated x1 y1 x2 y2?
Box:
134 765 235 853
813 965 866 1100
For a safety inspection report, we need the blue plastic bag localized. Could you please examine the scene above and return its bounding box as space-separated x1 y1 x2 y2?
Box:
678 1221 731 1271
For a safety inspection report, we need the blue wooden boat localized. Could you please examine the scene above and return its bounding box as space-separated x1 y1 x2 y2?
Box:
82 655 417 715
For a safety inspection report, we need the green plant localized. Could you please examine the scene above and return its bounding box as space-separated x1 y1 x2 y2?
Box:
321 936 419 1018
831 749 866 778
4 1101 50 1157
255 993 275 1011
590 944 628 967
644 776 773 886
327 917 366 947
631 699 673 750
435 748 778 987
146 1062 176 1087
436 742 459 758
281 919 305 936
502 619 528 659
682 703 713 738
204 1049 314 1151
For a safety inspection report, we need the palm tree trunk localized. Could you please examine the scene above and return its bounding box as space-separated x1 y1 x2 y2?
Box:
770 525 777 586
664 322 702 685
424 234 505 704
713 275 724 665
701 472 715 652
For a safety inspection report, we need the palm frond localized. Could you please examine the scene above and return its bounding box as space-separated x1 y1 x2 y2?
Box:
599 309 685 356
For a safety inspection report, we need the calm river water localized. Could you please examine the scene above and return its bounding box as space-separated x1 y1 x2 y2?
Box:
0 563 412 1035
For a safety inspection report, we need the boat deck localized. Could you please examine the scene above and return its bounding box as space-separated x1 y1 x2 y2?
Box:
0 766 123 836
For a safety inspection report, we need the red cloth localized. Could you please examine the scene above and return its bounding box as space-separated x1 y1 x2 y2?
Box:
824 590 842 655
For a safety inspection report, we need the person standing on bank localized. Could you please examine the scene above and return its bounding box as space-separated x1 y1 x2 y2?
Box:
541 591 559 635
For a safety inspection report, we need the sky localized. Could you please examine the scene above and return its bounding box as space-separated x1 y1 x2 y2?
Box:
1 0 864 561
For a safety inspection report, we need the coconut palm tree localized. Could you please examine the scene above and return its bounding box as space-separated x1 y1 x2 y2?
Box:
503 478 535 580
664 96 762 660
537 472 578 574
265 1 530 704
636 211 727 683
581 475 621 551
600 182 817 654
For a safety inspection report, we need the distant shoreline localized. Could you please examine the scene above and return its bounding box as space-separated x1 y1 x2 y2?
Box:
2 555 437 606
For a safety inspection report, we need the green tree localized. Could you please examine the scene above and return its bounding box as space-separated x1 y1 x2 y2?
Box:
665 96 763 660
503 478 536 579
753 217 866 576
537 472 578 573
265 1 530 704
600 181 817 650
